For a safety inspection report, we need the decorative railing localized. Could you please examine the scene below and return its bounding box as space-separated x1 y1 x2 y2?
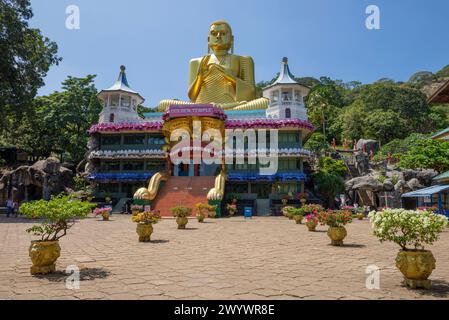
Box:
87 172 154 182
227 172 308 182
88 122 163 134
89 149 166 159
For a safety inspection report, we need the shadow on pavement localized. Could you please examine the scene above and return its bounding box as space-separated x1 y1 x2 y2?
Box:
34 267 111 282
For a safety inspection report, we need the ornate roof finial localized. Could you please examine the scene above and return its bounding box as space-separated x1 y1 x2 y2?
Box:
117 65 129 87
273 57 297 85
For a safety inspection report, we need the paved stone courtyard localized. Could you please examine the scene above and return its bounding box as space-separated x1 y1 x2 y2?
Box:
0 215 448 300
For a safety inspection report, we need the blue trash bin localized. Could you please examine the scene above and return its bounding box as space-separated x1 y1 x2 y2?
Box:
244 207 253 219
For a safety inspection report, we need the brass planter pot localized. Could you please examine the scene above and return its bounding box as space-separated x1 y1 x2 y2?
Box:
306 222 317 232
197 214 205 223
29 240 61 275
395 250 436 289
293 215 304 224
102 213 110 221
357 213 364 220
136 223 153 242
327 227 347 246
176 217 189 229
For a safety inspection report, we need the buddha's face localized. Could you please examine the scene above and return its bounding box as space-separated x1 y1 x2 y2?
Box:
208 23 232 51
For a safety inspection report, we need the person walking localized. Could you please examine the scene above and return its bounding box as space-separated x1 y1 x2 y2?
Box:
12 200 19 217
6 198 13 218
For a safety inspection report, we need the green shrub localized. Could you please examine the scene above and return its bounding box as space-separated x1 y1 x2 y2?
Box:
19 194 95 242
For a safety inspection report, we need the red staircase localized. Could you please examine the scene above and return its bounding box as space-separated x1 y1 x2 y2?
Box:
152 176 216 216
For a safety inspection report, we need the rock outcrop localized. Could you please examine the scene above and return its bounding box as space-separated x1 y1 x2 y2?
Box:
0 157 74 201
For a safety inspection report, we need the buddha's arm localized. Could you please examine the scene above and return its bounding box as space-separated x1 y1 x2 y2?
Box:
188 56 209 102
235 56 256 101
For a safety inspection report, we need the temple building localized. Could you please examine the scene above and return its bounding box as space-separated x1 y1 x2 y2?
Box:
85 21 314 216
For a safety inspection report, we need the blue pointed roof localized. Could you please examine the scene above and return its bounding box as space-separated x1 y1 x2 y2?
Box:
99 65 145 103
273 57 298 85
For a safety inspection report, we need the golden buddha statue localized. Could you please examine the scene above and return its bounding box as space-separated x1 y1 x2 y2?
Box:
157 20 268 111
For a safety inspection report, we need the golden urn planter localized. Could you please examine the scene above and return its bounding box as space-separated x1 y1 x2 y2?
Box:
177 217 189 229
293 215 304 224
29 240 61 275
357 213 365 220
327 227 347 246
395 250 436 289
102 212 110 221
197 214 205 223
306 222 317 232
136 223 153 242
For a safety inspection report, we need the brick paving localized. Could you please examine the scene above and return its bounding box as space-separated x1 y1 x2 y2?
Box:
0 215 448 300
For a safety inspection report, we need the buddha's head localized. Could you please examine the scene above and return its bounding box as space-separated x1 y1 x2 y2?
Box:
208 20 234 54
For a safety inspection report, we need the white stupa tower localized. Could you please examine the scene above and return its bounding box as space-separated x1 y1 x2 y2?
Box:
263 57 310 120
98 65 144 124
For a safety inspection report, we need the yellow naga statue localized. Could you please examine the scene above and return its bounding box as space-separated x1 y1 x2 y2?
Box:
157 20 269 111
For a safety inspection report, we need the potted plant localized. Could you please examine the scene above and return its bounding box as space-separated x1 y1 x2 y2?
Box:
132 210 161 242
196 203 217 222
19 195 95 275
298 192 309 206
171 206 192 229
291 208 304 224
94 207 112 221
369 208 448 289
281 194 291 206
226 203 237 217
131 204 143 215
317 209 353 246
305 214 319 231
282 206 296 220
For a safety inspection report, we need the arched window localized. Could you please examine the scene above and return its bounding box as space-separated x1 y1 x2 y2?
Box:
109 113 115 123
285 108 291 119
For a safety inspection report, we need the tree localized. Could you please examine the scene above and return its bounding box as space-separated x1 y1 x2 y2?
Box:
318 157 348 177
408 71 436 88
14 75 101 164
398 138 449 173
306 83 343 141
314 172 345 209
0 0 60 137
304 132 330 154
436 64 449 79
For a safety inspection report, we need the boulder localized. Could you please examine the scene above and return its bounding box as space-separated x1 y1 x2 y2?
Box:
416 169 438 186
346 175 384 192
407 178 422 191
0 157 73 201
356 139 379 154
383 179 394 192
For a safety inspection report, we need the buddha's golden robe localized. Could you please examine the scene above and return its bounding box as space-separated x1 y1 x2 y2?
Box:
157 53 268 111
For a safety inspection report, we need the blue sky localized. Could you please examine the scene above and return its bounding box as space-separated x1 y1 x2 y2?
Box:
30 0 449 107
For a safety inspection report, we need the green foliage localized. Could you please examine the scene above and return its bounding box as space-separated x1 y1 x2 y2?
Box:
171 206 192 218
373 133 429 162
408 71 437 89
0 0 60 139
369 209 448 250
318 157 348 177
436 64 449 79
19 194 95 241
303 132 329 153
12 75 101 163
397 138 449 173
313 172 345 209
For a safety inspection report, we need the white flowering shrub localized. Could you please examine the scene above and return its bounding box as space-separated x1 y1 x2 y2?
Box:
368 209 448 251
